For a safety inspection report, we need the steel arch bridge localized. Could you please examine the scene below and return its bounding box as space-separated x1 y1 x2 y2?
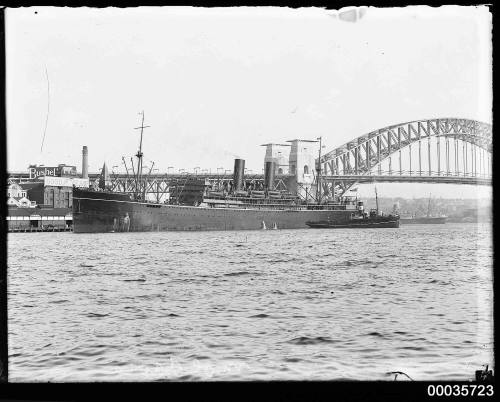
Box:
318 118 492 198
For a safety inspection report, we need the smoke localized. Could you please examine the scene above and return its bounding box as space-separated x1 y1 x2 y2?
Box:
221 149 241 160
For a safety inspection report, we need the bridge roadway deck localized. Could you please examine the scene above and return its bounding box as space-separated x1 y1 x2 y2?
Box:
7 172 491 186
322 175 491 186
7 172 273 180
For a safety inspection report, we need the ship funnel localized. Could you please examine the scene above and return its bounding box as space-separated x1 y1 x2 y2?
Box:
264 161 275 190
82 146 88 179
233 159 245 191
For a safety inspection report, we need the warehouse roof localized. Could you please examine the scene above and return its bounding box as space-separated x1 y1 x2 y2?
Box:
7 207 72 217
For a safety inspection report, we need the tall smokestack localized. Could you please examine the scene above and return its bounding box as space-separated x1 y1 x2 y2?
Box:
264 161 275 190
82 146 88 179
233 159 245 191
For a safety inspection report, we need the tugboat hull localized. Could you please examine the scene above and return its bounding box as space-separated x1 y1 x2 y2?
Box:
306 216 400 229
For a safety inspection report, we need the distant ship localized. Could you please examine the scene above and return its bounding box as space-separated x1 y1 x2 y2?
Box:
398 194 447 225
72 113 366 233
399 216 446 224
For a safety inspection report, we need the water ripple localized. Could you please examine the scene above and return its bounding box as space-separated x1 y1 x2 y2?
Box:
7 224 493 381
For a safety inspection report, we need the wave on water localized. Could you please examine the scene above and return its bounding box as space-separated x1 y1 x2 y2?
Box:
223 271 254 277
338 259 376 267
287 336 339 345
86 312 110 318
366 332 387 338
271 290 285 295
50 299 69 304
283 357 303 363
427 279 451 285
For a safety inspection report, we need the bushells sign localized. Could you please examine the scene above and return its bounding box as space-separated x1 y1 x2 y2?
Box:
28 165 77 179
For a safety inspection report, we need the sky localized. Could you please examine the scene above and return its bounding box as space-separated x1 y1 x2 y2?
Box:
6 6 492 198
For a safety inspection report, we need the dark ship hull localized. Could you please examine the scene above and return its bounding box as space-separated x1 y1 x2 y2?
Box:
73 188 358 233
400 217 446 224
306 215 400 229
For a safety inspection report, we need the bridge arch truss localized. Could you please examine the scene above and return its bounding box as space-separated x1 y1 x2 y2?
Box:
319 118 492 197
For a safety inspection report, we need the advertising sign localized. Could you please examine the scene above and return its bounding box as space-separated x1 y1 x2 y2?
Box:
72 178 90 188
29 166 60 179
44 177 89 188
59 165 77 176
28 165 77 179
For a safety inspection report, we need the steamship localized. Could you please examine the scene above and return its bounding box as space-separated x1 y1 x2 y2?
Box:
72 115 365 233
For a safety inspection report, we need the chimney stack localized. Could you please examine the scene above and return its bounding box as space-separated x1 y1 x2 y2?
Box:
82 146 88 179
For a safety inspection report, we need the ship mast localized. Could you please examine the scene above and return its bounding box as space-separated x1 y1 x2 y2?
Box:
375 186 379 215
134 111 150 200
316 136 322 204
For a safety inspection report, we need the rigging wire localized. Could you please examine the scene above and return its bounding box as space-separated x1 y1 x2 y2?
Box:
40 66 50 153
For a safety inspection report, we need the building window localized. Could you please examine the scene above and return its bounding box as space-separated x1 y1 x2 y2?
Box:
304 165 309 174
278 168 283 174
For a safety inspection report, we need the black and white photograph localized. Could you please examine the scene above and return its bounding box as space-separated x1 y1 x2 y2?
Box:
2 5 493 387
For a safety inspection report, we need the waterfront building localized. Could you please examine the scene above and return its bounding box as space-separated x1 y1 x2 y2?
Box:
6 183 35 208
6 207 73 231
19 177 89 209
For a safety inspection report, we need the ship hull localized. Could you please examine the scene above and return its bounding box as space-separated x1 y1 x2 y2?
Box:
306 217 400 229
400 217 446 224
73 189 357 233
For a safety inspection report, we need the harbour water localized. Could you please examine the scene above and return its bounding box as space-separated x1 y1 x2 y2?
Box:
7 223 493 381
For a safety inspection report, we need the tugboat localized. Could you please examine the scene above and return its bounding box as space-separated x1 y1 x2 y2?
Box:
306 208 400 229
306 187 400 229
